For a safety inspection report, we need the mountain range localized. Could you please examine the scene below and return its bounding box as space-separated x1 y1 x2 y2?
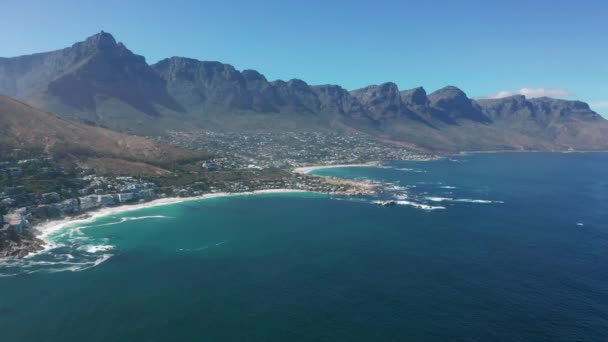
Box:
1 31 606 152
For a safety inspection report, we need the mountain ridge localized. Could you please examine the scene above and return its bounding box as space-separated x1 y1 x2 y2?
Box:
1 31 606 151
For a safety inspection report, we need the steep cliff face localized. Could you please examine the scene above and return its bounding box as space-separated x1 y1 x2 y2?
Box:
270 79 321 114
428 86 491 124
312 84 368 119
401 87 429 107
477 96 603 127
153 57 251 111
0 32 179 117
350 83 404 120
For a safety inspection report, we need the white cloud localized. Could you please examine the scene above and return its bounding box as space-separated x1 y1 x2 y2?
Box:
477 88 574 100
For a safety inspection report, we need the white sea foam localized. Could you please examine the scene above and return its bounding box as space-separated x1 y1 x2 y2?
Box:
0 251 114 276
392 167 427 173
424 196 504 204
576 222 584 226
80 245 114 253
92 215 172 227
452 199 504 204
0 190 312 277
395 201 446 210
426 197 454 202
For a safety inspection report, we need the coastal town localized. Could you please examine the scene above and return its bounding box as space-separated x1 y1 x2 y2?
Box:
154 130 434 169
1 136 423 258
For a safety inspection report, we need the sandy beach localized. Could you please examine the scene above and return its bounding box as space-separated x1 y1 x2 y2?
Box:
34 189 310 247
293 162 380 174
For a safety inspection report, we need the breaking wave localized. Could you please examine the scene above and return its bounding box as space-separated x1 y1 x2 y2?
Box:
395 201 446 210
0 215 172 277
425 197 503 204
90 215 173 228
452 199 504 204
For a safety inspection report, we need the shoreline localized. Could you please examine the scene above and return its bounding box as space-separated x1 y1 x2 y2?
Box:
457 150 608 155
293 162 380 174
30 189 312 258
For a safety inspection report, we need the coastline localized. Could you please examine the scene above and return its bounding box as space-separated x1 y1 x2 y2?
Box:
457 150 608 155
30 189 312 258
293 162 380 174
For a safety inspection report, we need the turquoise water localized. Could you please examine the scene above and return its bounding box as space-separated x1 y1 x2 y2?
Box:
1 153 607 341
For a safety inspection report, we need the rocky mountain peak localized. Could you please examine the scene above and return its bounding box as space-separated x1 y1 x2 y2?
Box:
350 82 400 101
428 86 468 102
241 69 267 82
350 82 404 120
286 79 311 90
428 86 491 123
81 31 119 51
401 86 428 106
428 86 476 110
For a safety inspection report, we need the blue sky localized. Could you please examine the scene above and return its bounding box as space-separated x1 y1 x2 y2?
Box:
2 0 607 115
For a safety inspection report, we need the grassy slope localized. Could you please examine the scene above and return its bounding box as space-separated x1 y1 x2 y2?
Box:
0 95 205 175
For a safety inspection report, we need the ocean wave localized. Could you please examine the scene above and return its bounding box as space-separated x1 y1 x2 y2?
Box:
91 215 173 227
0 216 131 276
425 196 503 204
426 197 453 202
78 245 114 253
452 199 504 204
0 249 113 277
395 201 446 210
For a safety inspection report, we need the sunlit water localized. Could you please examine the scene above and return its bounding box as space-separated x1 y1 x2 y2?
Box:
1 153 607 341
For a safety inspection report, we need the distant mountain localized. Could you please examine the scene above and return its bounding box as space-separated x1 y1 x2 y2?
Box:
1 31 607 151
0 95 202 175
0 31 183 134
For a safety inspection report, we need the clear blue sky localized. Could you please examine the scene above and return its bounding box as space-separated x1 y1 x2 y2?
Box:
2 0 607 115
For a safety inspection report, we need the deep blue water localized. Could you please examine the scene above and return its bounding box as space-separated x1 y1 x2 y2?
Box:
1 153 607 341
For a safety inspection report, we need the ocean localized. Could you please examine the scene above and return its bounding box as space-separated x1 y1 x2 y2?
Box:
1 153 607 341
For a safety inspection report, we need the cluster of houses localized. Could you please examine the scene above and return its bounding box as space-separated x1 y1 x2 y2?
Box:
1 172 163 236
162 130 434 170
0 158 66 179
33 176 160 219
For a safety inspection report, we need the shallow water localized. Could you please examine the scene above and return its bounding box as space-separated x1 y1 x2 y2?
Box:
1 153 607 341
